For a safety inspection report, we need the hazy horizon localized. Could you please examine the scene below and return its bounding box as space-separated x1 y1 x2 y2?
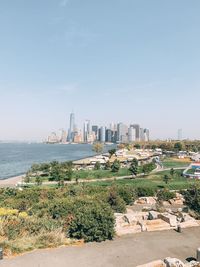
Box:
0 0 200 141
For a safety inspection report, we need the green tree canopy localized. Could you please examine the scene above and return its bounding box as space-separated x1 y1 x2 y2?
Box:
111 159 120 172
129 158 138 177
108 149 116 158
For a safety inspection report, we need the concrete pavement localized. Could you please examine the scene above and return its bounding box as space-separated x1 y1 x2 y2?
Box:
0 227 200 267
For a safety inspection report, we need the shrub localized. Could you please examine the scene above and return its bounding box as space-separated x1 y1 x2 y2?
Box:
111 159 120 172
68 200 115 242
107 187 126 213
182 186 200 214
142 162 156 175
115 186 136 205
157 189 176 202
94 162 101 170
48 199 74 219
136 186 156 197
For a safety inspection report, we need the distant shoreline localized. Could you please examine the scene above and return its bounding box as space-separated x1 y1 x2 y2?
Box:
0 174 25 186
0 143 116 185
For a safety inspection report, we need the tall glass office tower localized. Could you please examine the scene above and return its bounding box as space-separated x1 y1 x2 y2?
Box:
68 112 75 142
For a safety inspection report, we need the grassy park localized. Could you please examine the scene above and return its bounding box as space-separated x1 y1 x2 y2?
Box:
161 157 191 168
0 156 200 256
89 169 198 191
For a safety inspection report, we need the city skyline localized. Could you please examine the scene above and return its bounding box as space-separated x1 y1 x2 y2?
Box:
0 1 200 140
47 112 189 144
46 112 151 144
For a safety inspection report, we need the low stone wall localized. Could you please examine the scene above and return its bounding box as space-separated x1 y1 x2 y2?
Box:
115 200 199 236
136 257 200 267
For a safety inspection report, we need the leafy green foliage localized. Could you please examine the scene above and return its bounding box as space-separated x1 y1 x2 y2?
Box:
108 149 116 158
174 142 183 152
136 186 156 197
170 168 175 178
94 161 101 170
107 187 126 213
115 186 136 205
111 159 121 172
157 189 176 202
49 161 73 183
134 144 141 149
183 186 200 214
163 174 171 184
68 200 115 242
129 158 138 176
104 161 111 170
142 162 155 175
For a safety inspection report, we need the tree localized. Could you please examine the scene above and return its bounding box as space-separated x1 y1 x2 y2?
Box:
134 144 141 149
49 164 65 185
104 161 111 170
111 159 120 172
163 174 171 184
92 142 104 154
94 161 101 170
49 164 60 181
61 161 73 181
129 158 138 177
108 149 116 158
35 176 42 186
24 174 31 183
142 162 155 175
170 168 175 178
174 142 182 152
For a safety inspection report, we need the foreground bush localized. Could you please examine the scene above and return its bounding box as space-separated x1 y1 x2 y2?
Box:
68 200 115 242
156 189 176 202
183 186 200 214
107 187 126 213
136 186 156 197
116 186 137 205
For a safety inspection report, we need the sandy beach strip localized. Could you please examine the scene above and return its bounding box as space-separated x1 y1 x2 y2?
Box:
0 174 25 187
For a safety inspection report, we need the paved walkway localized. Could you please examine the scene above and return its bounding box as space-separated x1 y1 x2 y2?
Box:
1 227 200 267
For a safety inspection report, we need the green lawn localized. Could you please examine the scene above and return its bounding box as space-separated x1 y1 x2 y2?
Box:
88 169 198 191
31 167 139 182
162 158 191 168
185 168 196 174
73 168 131 180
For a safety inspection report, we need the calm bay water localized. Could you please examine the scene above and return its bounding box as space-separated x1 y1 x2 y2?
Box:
0 143 114 179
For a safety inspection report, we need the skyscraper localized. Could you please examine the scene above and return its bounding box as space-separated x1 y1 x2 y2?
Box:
105 129 112 142
117 123 128 143
128 127 136 142
100 126 106 143
67 112 75 142
140 128 145 141
92 125 99 140
131 124 140 141
144 128 150 142
83 120 91 143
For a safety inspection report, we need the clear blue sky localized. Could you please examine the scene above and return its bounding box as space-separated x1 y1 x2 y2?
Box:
0 0 200 141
